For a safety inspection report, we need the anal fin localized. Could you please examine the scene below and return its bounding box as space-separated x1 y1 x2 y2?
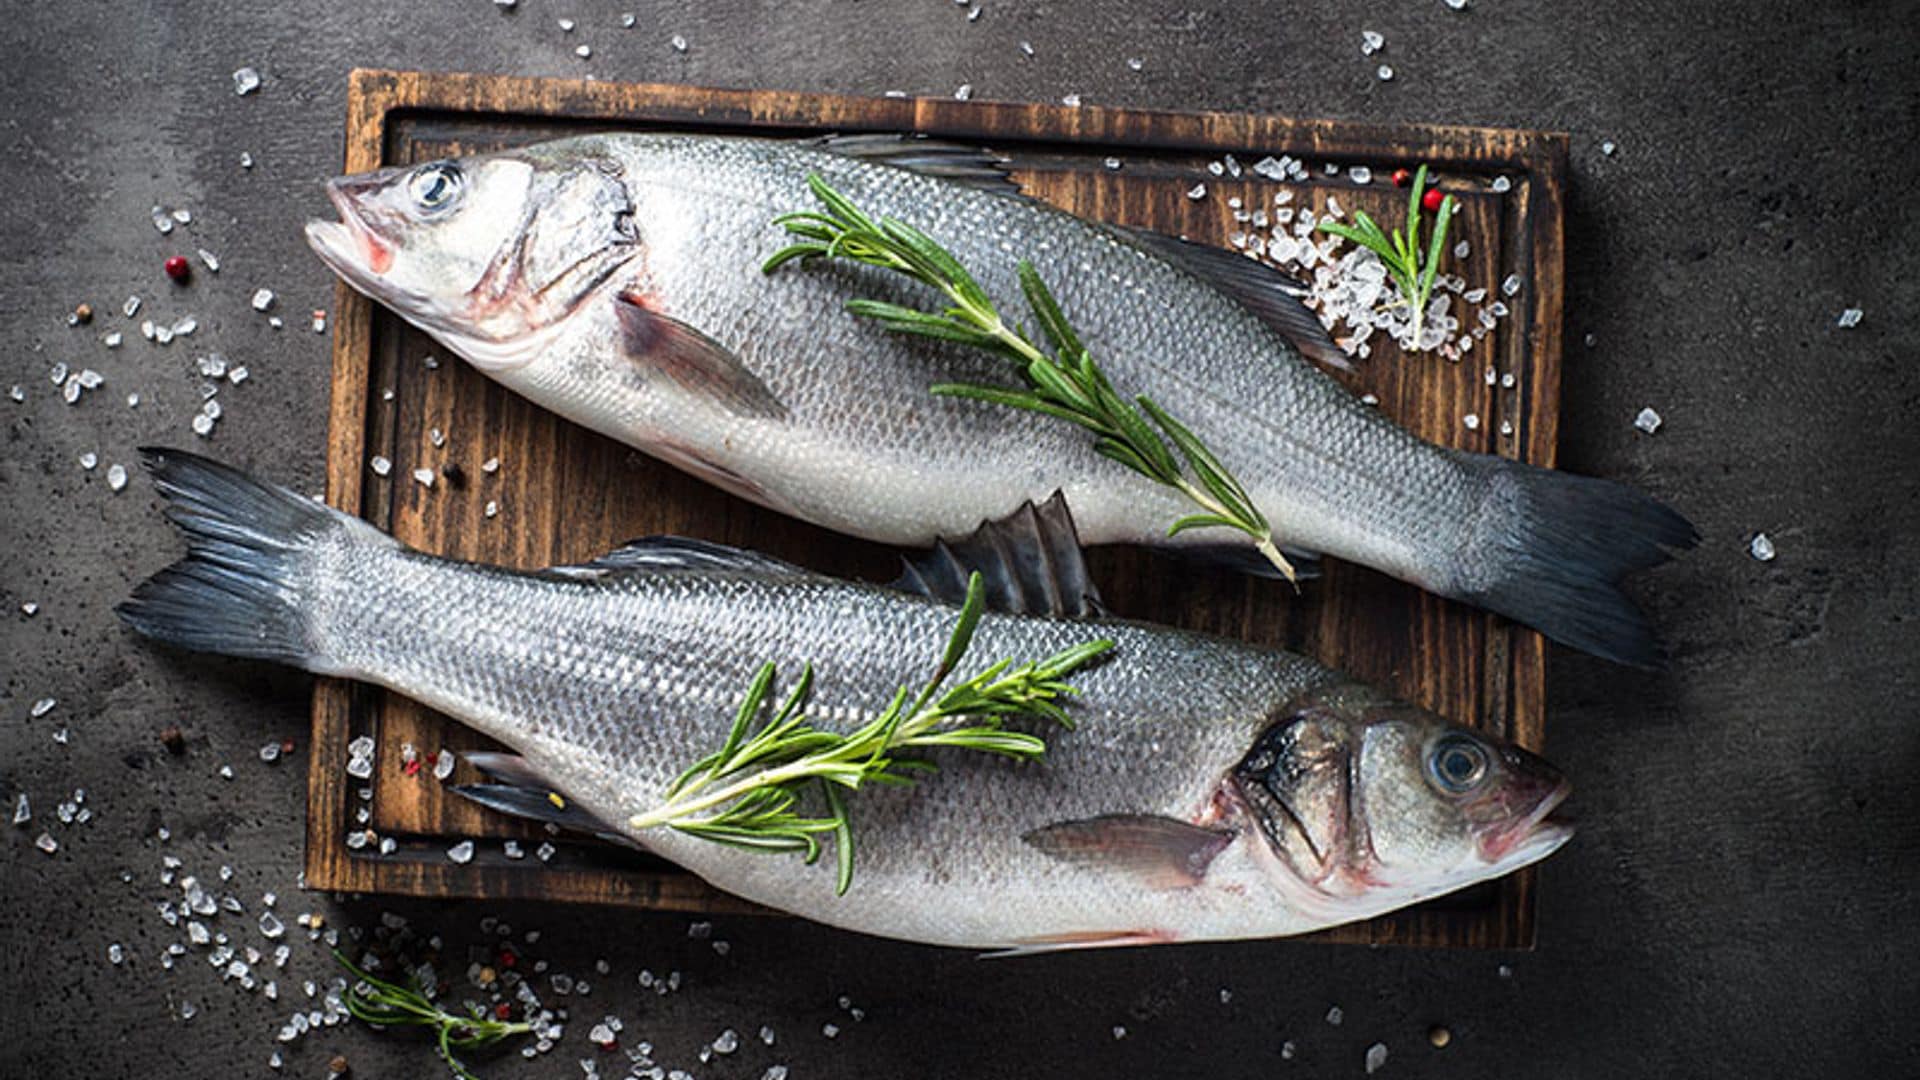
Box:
892 492 1105 617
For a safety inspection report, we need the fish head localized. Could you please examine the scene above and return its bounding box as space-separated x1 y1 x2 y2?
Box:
1228 682 1571 921
305 144 641 369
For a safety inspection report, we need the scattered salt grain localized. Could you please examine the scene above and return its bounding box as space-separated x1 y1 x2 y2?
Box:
31 697 56 718
109 943 125 965
621 13 636 27
35 832 58 854
1376 64 1394 81
1501 273 1522 297
1749 533 1776 562
536 841 556 862
1634 407 1663 435
252 288 276 311
1365 1042 1389 1074
954 84 973 101
1019 40 1034 56
1326 1005 1344 1025
127 392 139 407
434 750 456 781
311 311 328 333
80 451 99 470
7 385 20 402
1187 183 1207 201
575 45 592 58
21 602 37 616
1350 165 1373 184
447 840 475 864
1463 413 1480 431
12 793 28 824
240 152 254 169
713 1029 739 1054
1361 30 1384 55
108 464 128 492
1837 307 1863 328
233 67 262 95
412 468 435 488
1061 93 1082 107
822 1023 840 1039
1111 1025 1127 1040
485 500 500 519
763 1068 789 1080
1491 175 1512 193
197 249 220 273
557 17 575 31
671 34 688 52
481 456 501 473
369 455 391 477
1445 0 1470 8
228 366 249 384
1281 1039 1297 1059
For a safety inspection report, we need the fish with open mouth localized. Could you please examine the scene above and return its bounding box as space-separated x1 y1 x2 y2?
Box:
305 132 1695 667
118 449 1572 950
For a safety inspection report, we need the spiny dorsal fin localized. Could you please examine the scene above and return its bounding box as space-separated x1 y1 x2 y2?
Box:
1112 226 1354 374
544 537 817 581
892 492 1104 618
1023 814 1235 890
811 133 1025 199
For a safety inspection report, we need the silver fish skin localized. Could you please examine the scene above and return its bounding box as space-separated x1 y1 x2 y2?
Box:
306 133 1696 667
119 450 1573 951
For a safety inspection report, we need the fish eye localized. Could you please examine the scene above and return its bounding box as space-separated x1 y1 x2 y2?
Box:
408 163 464 214
1427 735 1489 794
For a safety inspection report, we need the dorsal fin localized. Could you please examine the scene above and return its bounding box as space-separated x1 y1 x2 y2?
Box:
1113 226 1354 374
892 492 1104 618
544 537 817 581
811 133 1025 199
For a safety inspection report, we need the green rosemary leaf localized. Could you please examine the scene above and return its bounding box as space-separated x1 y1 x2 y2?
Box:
1017 260 1085 357
824 782 856 895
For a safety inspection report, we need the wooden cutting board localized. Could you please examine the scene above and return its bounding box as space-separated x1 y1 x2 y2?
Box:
308 68 1567 948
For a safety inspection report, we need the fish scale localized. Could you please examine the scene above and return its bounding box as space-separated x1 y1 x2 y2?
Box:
121 450 1575 949
308 132 1694 666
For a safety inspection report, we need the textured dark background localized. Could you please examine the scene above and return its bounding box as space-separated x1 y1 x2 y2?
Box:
3 1 1916 1077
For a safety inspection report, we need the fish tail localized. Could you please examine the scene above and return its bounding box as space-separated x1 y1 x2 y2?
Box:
116 448 391 673
1446 452 1698 668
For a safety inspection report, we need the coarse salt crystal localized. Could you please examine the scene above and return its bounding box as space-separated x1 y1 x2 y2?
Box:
412 468 435 487
1366 1043 1389 1074
1837 308 1863 328
1361 30 1384 55
1061 93 1082 107
1349 165 1373 184
1326 1005 1344 1025
575 44 592 58
197 249 220 272
557 17 575 30
370 455 391 477
954 84 972 101
1634 407 1662 434
1376 64 1394 81
35 832 58 854
1601 140 1617 156
1187 183 1207 200
31 697 56 718
1750 533 1776 562
80 451 99 470
252 288 275 311
671 34 688 52
485 500 500 519
233 67 261 95
108 464 128 491
1492 175 1512 193
434 749 455 781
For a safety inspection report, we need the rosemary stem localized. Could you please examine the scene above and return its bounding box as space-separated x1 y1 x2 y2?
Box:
1170 476 1296 582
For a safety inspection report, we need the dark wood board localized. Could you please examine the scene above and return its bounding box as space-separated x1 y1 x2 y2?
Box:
308 68 1568 948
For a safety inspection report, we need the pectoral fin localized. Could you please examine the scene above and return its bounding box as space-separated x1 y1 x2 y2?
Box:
614 292 789 420
1023 814 1234 889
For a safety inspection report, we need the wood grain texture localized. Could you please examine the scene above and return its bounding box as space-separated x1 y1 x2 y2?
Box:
307 68 1568 947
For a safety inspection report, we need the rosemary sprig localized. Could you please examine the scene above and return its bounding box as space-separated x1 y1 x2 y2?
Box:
628 571 1111 894
334 950 532 1080
763 173 1300 584
1316 163 1457 351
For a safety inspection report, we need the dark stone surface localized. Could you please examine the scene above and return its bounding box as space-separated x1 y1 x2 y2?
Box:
2 1 1915 1076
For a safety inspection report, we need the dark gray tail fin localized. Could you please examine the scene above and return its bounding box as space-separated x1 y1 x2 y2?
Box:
1450 452 1697 668
116 448 388 671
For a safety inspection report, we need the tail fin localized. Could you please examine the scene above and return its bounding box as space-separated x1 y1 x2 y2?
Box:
1451 453 1698 668
116 448 389 671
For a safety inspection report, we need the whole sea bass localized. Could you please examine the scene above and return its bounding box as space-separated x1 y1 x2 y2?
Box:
120 450 1571 950
304 133 1696 667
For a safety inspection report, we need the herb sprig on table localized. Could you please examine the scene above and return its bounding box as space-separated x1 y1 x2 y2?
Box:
763 174 1301 584
335 950 533 1080
628 572 1111 895
1317 163 1457 350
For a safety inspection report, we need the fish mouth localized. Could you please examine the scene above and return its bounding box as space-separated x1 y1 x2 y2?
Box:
305 178 395 284
1478 778 1574 865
